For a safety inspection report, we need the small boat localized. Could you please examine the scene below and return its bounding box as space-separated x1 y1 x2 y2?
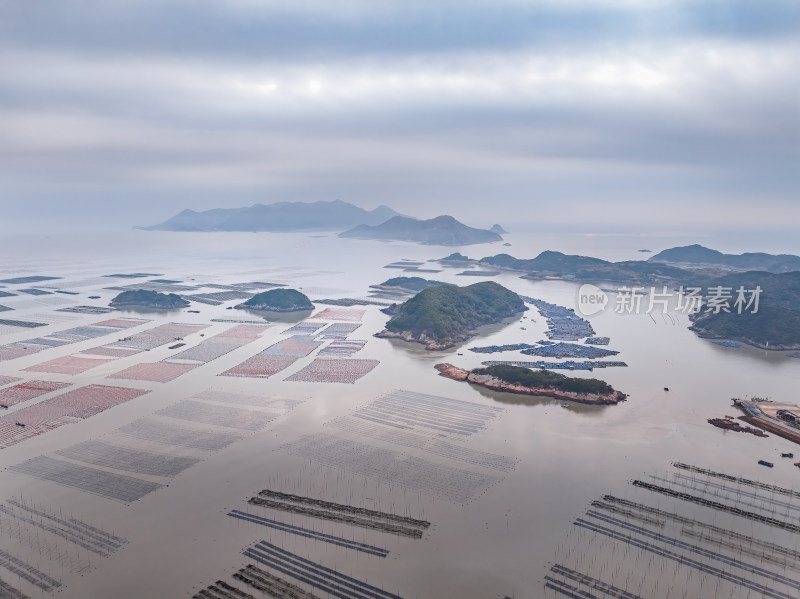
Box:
664 387 670 391
758 460 774 468
782 453 794 458
561 403 570 408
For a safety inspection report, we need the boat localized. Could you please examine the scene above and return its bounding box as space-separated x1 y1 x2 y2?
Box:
664 387 670 391
782 453 794 458
758 460 774 468
561 403 570 408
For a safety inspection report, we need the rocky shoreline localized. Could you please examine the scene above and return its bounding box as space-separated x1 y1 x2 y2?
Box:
374 330 472 351
434 363 627 405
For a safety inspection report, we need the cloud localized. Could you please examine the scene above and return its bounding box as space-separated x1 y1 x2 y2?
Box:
0 0 797 230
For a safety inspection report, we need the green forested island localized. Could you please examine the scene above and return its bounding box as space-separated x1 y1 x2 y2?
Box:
110 289 190 309
236 288 314 312
436 363 626 404
371 277 445 293
376 281 526 349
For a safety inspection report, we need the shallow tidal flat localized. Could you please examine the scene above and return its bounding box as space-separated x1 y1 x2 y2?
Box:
0 231 798 598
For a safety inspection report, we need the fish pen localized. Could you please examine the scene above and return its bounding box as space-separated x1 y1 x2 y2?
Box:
520 342 619 359
119 418 242 451
469 343 539 354
521 297 595 341
481 360 628 370
228 510 389 557
56 305 114 314
0 384 148 449
0 380 71 408
546 463 800 598
243 540 404 599
55 440 201 477
584 337 610 345
310 309 366 322
285 358 380 384
351 389 504 437
282 433 501 505
9 456 163 503
0 276 61 285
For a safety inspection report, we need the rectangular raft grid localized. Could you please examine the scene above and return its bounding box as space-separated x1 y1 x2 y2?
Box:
0 375 22 387
282 321 326 335
0 380 72 408
221 335 322 379
95 322 208 352
119 418 242 451
317 340 367 357
545 463 800 599
352 389 504 437
162 324 268 364
55 440 201 477
0 385 149 449
0 317 149 363
23 355 115 375
282 433 501 504
108 361 198 383
155 400 279 431
285 358 380 384
192 389 303 411
326 416 516 473
317 322 361 339
9 456 162 503
310 308 365 322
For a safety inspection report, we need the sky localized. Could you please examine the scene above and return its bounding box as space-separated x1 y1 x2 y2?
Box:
1 0 798 232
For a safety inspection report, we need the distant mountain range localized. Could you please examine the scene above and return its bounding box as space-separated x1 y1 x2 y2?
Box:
649 244 800 274
141 200 400 232
339 215 502 246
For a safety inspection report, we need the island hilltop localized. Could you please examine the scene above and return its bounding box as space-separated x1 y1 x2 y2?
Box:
376 281 526 350
235 288 314 312
436 363 627 405
110 289 189 309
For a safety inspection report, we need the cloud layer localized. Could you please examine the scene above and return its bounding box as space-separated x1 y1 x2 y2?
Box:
1 0 798 230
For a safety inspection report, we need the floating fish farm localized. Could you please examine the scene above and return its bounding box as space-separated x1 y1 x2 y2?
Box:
521 297 595 341
482 360 628 371
520 342 619 359
310 309 365 322
222 335 322 378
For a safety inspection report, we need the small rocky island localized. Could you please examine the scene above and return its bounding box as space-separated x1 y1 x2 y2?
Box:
376 281 526 350
235 288 314 312
436 363 627 405
110 289 190 309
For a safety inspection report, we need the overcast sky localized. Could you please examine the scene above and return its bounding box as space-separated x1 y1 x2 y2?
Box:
1 0 798 231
